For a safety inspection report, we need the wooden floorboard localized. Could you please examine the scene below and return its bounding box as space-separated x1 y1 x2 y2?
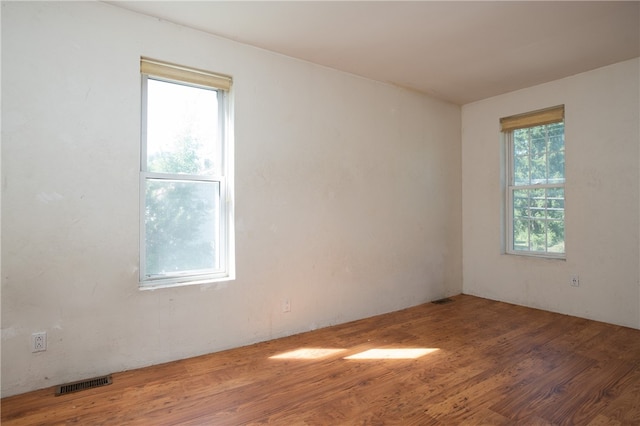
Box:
2 294 640 425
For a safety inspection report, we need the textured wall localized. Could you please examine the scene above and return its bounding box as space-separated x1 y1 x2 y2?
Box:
1 2 462 396
462 58 640 329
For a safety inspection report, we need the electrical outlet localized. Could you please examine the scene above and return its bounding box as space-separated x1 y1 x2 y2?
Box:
570 275 580 287
32 332 47 352
282 298 291 313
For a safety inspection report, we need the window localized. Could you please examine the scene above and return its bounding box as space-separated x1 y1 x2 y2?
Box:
140 58 234 288
502 105 565 258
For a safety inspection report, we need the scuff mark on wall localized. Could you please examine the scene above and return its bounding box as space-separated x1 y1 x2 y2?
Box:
36 192 64 203
200 281 228 291
1 327 19 340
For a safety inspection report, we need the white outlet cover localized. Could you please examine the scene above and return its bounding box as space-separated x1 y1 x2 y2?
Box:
32 332 47 352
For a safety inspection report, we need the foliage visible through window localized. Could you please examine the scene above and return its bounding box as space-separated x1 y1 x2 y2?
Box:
504 106 565 257
140 59 234 287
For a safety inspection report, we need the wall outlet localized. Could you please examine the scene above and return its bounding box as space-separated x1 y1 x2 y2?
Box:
32 332 47 352
282 298 291 313
570 275 580 287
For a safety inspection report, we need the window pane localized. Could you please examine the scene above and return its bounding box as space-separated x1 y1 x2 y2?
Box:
531 126 547 184
529 188 545 219
548 152 565 183
513 122 565 187
146 79 220 175
546 188 564 220
509 119 565 256
547 220 565 253
530 129 546 157
145 179 220 276
511 186 564 254
514 155 530 185
513 218 530 251
530 219 547 252
513 193 529 218
547 187 564 203
530 153 547 184
513 130 529 156
548 122 564 150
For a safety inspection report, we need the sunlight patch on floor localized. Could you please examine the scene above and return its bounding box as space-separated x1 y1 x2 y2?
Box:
269 348 347 360
344 348 439 360
269 347 439 360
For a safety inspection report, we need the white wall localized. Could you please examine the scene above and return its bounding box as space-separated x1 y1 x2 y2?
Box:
1 2 462 396
462 58 640 329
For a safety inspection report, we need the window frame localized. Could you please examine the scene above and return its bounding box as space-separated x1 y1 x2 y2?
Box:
503 106 566 259
139 59 235 289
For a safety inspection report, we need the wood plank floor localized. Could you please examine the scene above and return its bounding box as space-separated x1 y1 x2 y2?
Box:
2 295 640 425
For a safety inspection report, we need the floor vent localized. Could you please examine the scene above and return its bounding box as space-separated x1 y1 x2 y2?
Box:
55 375 112 396
432 298 454 305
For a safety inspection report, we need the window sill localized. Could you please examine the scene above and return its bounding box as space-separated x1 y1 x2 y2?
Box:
504 251 566 261
139 273 235 290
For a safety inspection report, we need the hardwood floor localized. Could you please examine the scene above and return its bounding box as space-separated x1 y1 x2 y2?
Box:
2 295 640 425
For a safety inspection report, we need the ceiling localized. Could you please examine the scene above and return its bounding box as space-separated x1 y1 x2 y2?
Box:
109 1 640 105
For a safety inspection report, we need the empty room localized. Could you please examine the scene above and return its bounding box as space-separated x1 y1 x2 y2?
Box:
2 1 639 424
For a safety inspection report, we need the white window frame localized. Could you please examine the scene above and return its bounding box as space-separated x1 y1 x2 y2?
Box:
503 106 565 259
139 59 235 289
